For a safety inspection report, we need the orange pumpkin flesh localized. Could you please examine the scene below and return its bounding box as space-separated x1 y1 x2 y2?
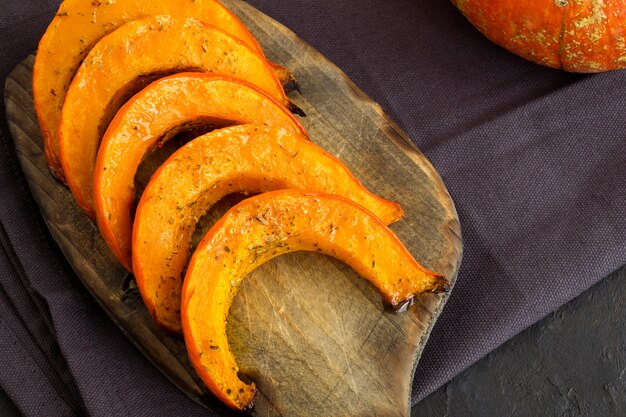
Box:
454 0 626 72
94 74 306 272
181 190 447 411
132 124 404 334
33 0 294 180
59 15 293 218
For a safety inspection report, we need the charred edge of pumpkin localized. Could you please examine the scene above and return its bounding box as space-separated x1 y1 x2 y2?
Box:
282 75 301 95
387 275 450 314
197 390 257 413
48 161 67 184
281 72 301 95
270 62 301 94
154 318 185 339
287 100 306 117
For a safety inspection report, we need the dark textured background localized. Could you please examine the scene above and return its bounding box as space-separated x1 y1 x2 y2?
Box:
1 0 625 416
414 266 626 416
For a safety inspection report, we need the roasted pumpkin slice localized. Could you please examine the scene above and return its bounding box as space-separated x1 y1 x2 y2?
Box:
59 15 296 217
131 124 404 334
181 190 448 411
94 74 307 271
33 0 291 180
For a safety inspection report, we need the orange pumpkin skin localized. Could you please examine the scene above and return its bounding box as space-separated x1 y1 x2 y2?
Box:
59 15 292 218
94 74 306 272
33 0 285 182
132 124 404 334
453 0 626 72
181 190 447 411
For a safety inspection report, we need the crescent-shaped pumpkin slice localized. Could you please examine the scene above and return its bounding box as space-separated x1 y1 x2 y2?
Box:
94 74 307 272
181 190 448 411
59 15 299 217
131 124 404 334
33 0 294 180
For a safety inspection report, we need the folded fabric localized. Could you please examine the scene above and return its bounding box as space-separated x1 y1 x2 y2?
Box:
0 231 83 416
0 0 625 416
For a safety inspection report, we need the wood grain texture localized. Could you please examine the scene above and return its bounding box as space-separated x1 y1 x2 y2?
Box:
4 1 462 416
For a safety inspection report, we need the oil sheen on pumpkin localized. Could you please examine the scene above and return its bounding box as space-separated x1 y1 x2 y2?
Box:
59 15 292 218
33 0 281 181
181 190 448 411
93 74 307 273
132 124 404 334
453 0 626 72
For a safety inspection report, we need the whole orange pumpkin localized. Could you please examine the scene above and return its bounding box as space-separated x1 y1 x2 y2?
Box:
453 0 626 72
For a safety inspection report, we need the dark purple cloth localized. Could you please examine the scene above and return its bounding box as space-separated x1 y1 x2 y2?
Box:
1 0 626 415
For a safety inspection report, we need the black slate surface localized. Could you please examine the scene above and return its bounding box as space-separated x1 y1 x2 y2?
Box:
413 265 626 416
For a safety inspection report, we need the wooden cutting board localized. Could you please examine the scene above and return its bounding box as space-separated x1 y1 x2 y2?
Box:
4 1 462 416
